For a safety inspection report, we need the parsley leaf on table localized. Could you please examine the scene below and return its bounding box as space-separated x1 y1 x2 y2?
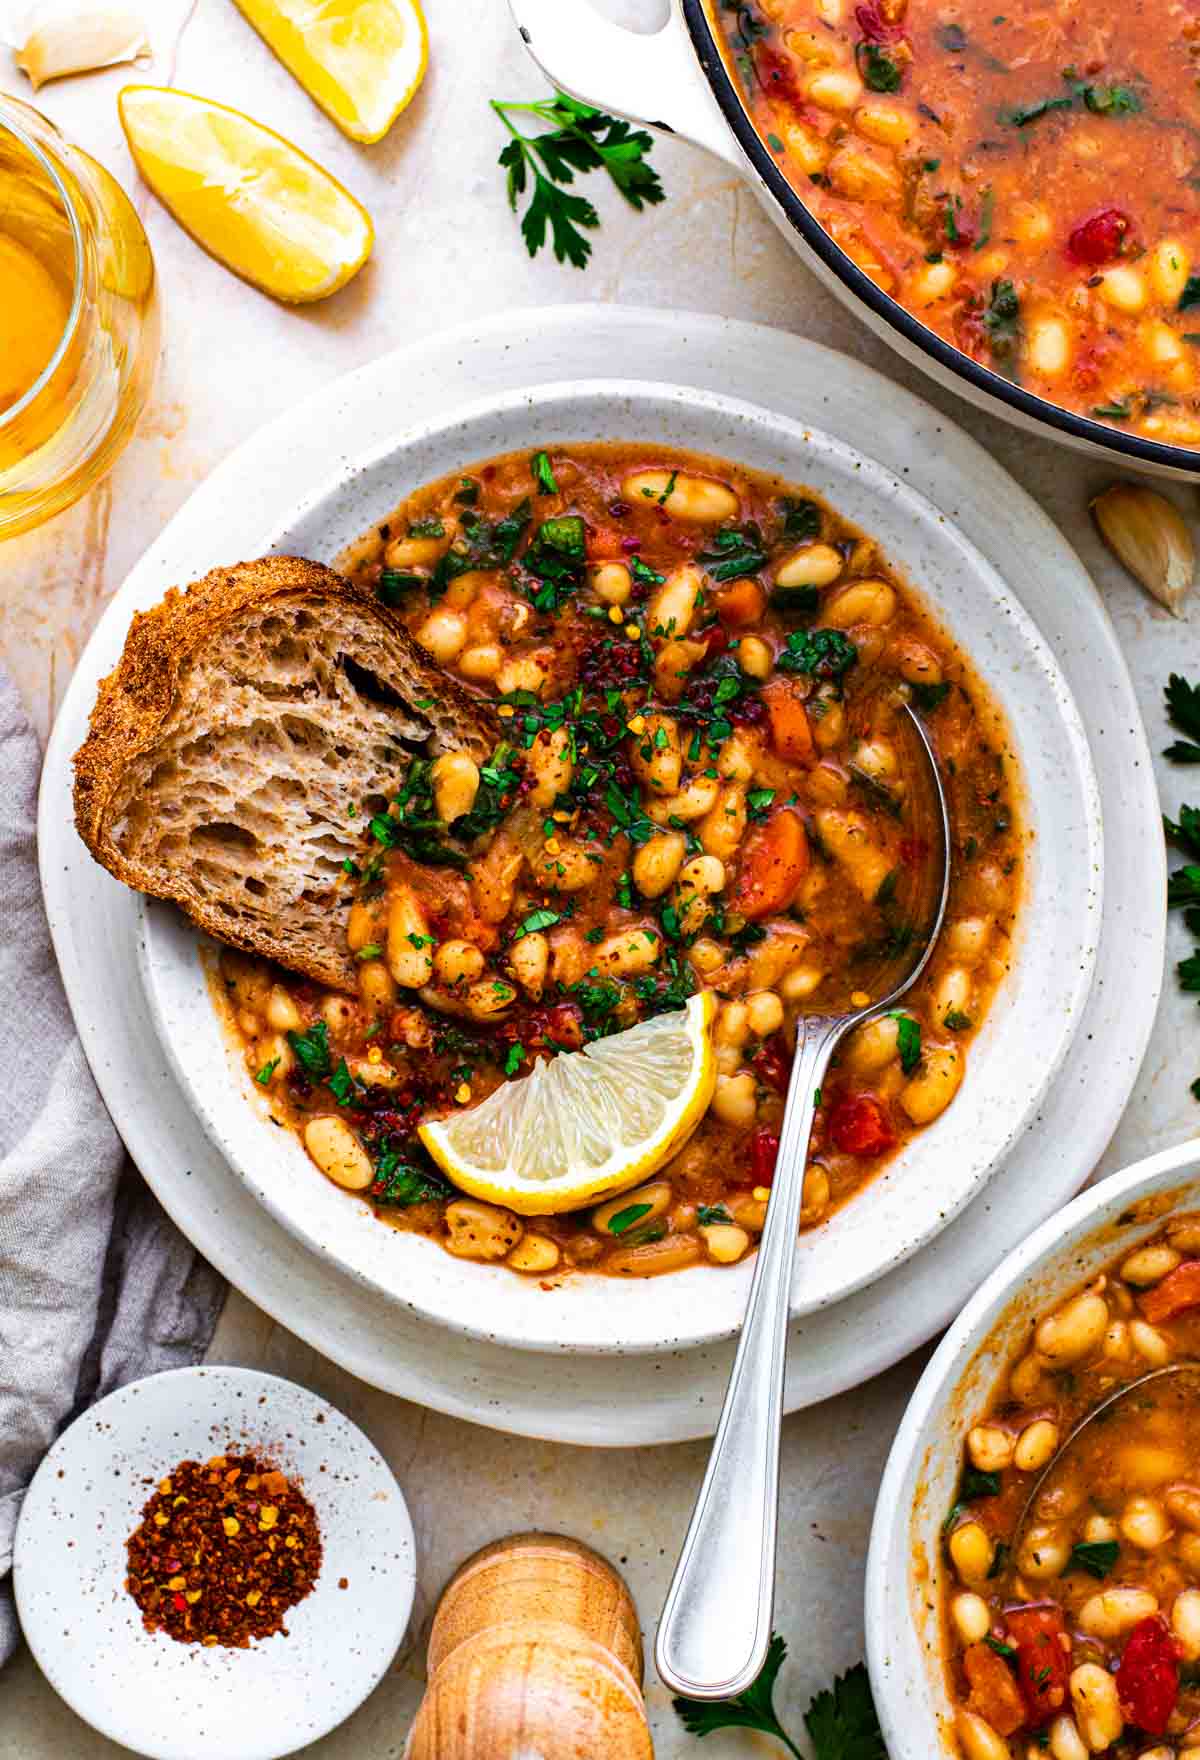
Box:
673 1637 884 1760
1164 675 1200 1100
1166 674 1200 762
492 91 665 269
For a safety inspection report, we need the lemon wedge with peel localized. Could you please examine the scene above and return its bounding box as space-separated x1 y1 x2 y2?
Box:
230 0 428 144
118 86 373 304
420 993 717 1217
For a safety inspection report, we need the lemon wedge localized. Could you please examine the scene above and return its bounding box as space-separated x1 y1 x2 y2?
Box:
230 0 428 144
118 85 373 304
420 993 717 1217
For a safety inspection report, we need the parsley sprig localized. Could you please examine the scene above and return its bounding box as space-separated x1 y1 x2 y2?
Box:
492 91 665 268
673 1639 885 1760
1164 675 1200 1100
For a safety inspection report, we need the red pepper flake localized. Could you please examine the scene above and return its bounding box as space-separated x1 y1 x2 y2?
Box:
124 1454 322 1648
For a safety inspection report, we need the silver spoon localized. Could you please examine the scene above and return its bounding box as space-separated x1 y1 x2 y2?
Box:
656 697 952 1701
1012 1362 1200 1549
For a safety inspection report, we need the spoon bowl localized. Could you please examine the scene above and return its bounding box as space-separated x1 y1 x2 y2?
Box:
656 698 952 1701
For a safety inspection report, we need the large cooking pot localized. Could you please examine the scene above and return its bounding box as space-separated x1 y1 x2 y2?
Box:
509 0 1200 480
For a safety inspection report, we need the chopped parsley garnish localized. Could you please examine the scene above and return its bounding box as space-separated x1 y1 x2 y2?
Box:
254 1058 279 1086
286 1020 332 1084
1000 75 1141 129
503 1042 525 1077
1092 398 1133 422
698 523 769 583
999 93 1074 127
911 680 951 714
944 1008 973 1032
889 1011 922 1074
1070 1539 1119 1579
329 1058 360 1106
1166 674 1200 762
630 555 665 588
607 1202 653 1236
777 627 858 681
747 787 777 821
369 1138 453 1208
514 907 562 939
855 40 902 91
779 496 822 540
492 90 665 269
985 1636 1018 1659
674 1640 884 1760
523 514 588 611
697 1204 732 1226
982 278 1022 375
408 516 445 539
531 450 558 494
376 568 423 606
943 1466 1001 1533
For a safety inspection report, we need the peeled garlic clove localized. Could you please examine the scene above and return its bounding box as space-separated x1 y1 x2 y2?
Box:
15 6 149 91
1091 482 1195 617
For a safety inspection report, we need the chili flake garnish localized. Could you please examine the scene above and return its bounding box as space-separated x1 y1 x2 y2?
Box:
124 1454 322 1647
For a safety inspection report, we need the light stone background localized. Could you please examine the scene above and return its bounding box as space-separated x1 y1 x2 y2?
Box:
1 0 1199 1753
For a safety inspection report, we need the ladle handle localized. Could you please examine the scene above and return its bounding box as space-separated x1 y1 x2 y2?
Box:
655 1016 843 1701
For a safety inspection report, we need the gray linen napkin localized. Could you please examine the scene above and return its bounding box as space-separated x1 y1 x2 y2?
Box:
0 666 225 1665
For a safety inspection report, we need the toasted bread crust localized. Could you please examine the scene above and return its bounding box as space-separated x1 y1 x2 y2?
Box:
73 556 499 987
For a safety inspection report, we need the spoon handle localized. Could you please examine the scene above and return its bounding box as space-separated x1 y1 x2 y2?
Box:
654 1016 844 1701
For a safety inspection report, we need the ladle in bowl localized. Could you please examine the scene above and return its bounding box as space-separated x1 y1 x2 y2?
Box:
656 696 952 1701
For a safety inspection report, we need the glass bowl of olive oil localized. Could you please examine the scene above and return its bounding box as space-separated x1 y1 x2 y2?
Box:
0 96 159 540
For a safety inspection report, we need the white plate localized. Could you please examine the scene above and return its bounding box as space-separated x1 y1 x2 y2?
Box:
137 378 1100 1355
14 1366 415 1760
38 306 1163 1441
865 1135 1200 1760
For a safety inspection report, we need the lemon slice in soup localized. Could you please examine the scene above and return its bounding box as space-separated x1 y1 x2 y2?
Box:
230 0 429 144
419 993 717 1216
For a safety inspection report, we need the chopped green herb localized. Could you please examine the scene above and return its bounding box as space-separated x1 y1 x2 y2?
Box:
944 1008 973 1032
983 279 1022 374
286 1021 332 1084
531 450 558 495
607 1202 653 1237
855 40 902 91
889 1011 922 1074
254 1058 279 1086
504 1042 525 1077
515 907 562 939
408 516 445 539
697 1204 733 1226
1070 1539 1119 1579
329 1058 359 1106
777 627 858 681
698 523 769 583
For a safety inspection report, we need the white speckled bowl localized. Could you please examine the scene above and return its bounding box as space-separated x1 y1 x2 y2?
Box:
866 1137 1200 1760
138 379 1102 1356
13 1367 415 1760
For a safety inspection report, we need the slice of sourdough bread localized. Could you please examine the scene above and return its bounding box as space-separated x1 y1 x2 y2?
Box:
73 556 498 990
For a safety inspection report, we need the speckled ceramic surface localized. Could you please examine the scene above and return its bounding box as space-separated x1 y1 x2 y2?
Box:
37 307 1163 1441
13 1367 415 1760
136 378 1101 1356
865 1136 1200 1760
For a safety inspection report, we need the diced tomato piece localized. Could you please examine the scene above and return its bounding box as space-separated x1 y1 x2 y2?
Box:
699 621 729 660
1004 1605 1070 1726
855 1 904 41
732 808 810 919
749 1036 790 1097
963 1644 1026 1737
762 679 815 764
749 1126 782 1185
1140 1259 1200 1323
1066 207 1133 267
585 523 628 561
828 1094 895 1157
1117 1615 1180 1737
715 577 767 628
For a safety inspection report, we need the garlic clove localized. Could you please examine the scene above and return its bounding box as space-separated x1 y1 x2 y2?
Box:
14 6 150 91
1091 482 1196 617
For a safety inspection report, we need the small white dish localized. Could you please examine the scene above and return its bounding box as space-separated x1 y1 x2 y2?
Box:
137 377 1100 1357
865 1135 1200 1760
14 1366 416 1760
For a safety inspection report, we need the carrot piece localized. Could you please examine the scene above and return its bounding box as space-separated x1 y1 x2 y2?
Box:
715 577 766 627
963 1643 1026 1737
1140 1260 1200 1324
731 808 809 919
762 678 815 763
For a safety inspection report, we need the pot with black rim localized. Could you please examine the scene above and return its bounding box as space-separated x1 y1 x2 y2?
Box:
508 0 1200 482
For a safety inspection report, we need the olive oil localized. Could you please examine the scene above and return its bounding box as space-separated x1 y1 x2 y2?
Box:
0 232 72 415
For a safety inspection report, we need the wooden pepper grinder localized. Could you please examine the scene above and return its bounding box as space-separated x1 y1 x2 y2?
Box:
405 1532 654 1757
